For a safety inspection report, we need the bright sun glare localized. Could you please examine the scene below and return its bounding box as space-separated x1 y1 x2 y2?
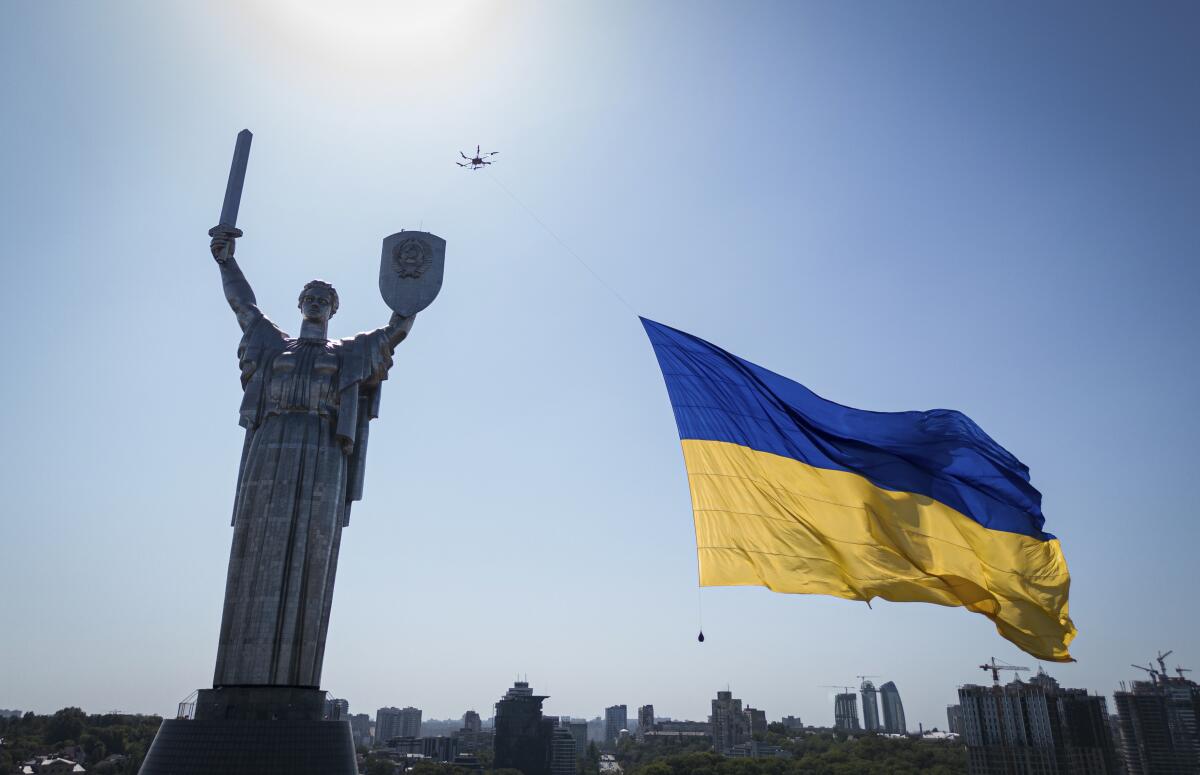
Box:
262 0 486 68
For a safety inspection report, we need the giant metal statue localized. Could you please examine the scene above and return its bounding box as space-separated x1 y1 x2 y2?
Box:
140 130 444 775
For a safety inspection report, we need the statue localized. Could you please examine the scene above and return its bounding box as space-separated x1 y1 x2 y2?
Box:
207 232 412 688
140 130 445 775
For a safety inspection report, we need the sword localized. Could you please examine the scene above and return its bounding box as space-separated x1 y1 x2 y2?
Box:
208 129 253 263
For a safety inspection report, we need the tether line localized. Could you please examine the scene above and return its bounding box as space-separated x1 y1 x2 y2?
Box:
485 168 639 316
487 166 707 644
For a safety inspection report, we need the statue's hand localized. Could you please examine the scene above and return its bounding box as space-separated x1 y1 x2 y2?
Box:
208 225 243 264
339 437 354 457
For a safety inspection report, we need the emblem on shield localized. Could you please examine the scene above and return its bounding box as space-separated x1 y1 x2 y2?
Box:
378 230 446 317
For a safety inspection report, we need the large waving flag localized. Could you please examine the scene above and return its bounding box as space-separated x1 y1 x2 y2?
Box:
642 318 1075 661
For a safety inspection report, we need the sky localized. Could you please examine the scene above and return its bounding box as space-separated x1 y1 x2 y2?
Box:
2 0 1198 732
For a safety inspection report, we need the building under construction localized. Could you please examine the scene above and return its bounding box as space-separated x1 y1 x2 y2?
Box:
958 669 1119 775
1114 651 1200 774
834 692 860 732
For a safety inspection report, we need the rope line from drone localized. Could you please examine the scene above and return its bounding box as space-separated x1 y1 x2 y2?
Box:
485 166 709 643
484 168 639 317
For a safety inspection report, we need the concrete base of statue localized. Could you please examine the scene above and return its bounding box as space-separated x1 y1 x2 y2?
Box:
139 686 357 775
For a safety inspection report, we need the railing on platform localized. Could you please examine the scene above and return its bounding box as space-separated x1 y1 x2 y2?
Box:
176 690 198 719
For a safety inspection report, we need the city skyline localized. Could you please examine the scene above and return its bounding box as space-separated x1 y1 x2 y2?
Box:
3 0 1198 739
7 659 1187 743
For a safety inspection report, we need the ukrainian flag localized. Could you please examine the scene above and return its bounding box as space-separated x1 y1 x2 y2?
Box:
642 318 1075 661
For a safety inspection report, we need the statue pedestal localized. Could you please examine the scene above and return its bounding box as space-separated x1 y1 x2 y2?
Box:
139 686 357 775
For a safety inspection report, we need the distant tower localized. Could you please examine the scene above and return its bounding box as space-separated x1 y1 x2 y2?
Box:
604 705 627 747
637 705 655 741
834 693 861 731
462 710 482 733
860 680 881 732
398 706 422 738
745 707 767 736
494 681 554 775
879 682 906 734
375 707 403 743
349 713 372 747
549 724 577 775
945 704 963 735
565 719 589 760
711 690 750 753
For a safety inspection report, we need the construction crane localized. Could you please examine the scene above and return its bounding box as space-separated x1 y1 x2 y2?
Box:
1130 650 1179 686
1155 650 1174 677
1128 662 1156 686
980 657 1029 685
1131 663 1160 684
857 674 880 688
1176 665 1193 680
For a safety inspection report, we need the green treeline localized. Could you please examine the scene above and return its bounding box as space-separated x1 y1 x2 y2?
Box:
615 732 966 775
1 712 966 775
0 708 162 774
363 732 965 774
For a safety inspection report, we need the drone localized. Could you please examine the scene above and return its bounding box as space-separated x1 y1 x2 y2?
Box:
457 145 498 169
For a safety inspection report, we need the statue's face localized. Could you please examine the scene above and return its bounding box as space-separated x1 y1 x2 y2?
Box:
299 287 335 323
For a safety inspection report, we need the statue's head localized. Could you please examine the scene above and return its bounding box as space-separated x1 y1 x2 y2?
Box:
298 279 339 323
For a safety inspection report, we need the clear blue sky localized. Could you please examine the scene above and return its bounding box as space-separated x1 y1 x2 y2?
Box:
2 1 1197 731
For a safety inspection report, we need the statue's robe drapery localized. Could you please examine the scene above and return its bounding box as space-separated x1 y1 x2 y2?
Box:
213 307 393 688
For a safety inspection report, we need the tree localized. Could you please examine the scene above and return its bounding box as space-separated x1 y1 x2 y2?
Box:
582 741 601 775
364 757 396 775
44 707 86 745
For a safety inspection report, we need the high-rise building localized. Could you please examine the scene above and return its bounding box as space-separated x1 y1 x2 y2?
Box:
349 713 372 747
398 706 422 738
549 724 577 775
746 707 767 736
376 707 403 744
456 709 492 754
637 705 655 741
565 719 589 760
1114 669 1200 774
959 671 1120 775
946 705 963 735
861 680 881 732
494 681 554 775
834 693 860 731
781 716 803 732
586 716 605 745
711 690 750 753
375 706 423 743
324 697 349 721
880 682 907 734
605 705 627 747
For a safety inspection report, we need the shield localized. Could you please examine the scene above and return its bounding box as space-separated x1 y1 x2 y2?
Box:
378 230 446 317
